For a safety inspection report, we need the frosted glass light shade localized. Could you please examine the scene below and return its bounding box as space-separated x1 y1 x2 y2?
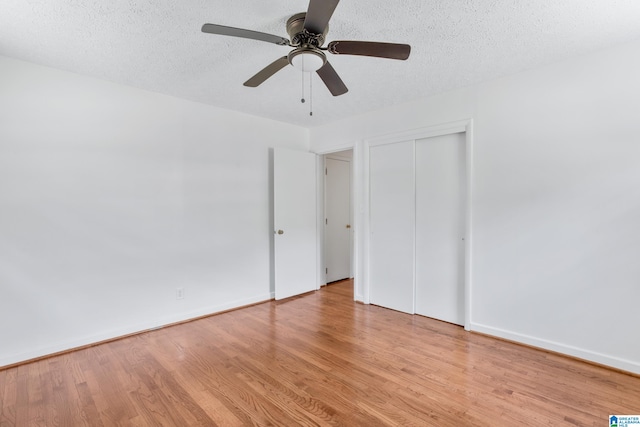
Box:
289 50 326 72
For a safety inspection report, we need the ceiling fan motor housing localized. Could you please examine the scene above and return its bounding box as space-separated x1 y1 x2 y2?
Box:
286 12 328 47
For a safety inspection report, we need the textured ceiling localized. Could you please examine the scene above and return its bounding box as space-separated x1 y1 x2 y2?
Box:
2 0 640 127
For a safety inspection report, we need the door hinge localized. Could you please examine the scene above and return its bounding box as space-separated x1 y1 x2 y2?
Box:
326 268 328 274
325 218 328 225
325 167 327 175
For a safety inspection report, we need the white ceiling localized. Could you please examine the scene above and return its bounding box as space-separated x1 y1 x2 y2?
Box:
2 0 640 128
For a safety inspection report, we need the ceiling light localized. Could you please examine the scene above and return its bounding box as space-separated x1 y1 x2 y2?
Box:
288 48 326 72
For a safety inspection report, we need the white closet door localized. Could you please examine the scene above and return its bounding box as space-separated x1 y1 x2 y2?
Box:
369 141 414 314
415 132 466 325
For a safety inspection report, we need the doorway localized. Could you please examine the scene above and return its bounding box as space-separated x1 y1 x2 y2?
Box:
323 150 353 284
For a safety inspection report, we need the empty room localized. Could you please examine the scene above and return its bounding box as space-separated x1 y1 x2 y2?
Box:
1 0 640 425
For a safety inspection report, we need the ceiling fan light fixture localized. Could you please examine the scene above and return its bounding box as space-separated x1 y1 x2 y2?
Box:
288 48 326 72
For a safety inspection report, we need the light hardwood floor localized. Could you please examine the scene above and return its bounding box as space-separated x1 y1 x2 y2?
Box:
1 280 639 426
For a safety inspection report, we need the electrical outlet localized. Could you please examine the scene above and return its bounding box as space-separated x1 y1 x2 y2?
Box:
176 287 185 300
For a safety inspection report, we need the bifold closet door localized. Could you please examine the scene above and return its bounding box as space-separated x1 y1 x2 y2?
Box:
415 132 466 325
369 140 414 314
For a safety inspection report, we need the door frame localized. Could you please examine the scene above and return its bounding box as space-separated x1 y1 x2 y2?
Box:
362 119 474 330
314 144 358 299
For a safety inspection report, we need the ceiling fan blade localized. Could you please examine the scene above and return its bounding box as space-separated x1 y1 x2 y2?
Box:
243 56 290 87
304 0 340 35
328 41 411 60
201 24 290 46
316 61 348 96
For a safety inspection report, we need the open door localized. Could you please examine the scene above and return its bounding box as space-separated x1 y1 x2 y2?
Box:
273 148 317 300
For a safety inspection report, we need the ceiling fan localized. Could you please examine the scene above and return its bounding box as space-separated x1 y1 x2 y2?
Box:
201 0 411 96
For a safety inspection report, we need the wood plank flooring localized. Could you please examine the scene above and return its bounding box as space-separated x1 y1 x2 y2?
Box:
1 280 639 426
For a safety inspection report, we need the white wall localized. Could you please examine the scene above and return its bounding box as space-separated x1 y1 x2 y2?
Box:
310 38 640 374
0 56 309 367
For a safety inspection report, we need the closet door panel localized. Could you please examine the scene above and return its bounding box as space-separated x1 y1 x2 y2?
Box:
415 133 466 325
369 141 414 314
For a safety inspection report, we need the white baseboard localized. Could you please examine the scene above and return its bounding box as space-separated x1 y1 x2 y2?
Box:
1 293 272 368
470 322 640 375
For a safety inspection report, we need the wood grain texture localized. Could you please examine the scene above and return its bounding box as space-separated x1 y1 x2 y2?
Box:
1 280 639 426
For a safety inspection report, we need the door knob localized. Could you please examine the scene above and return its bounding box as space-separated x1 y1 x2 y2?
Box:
277 229 284 235
346 224 351 229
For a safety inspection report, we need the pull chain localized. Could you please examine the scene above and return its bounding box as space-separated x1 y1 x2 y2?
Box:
298 55 312 117
309 72 313 116
300 58 306 104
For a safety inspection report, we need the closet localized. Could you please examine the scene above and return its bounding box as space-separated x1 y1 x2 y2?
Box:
369 131 467 325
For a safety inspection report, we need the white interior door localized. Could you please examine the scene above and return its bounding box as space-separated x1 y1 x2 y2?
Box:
415 132 466 325
274 148 317 300
369 141 415 314
324 157 351 282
